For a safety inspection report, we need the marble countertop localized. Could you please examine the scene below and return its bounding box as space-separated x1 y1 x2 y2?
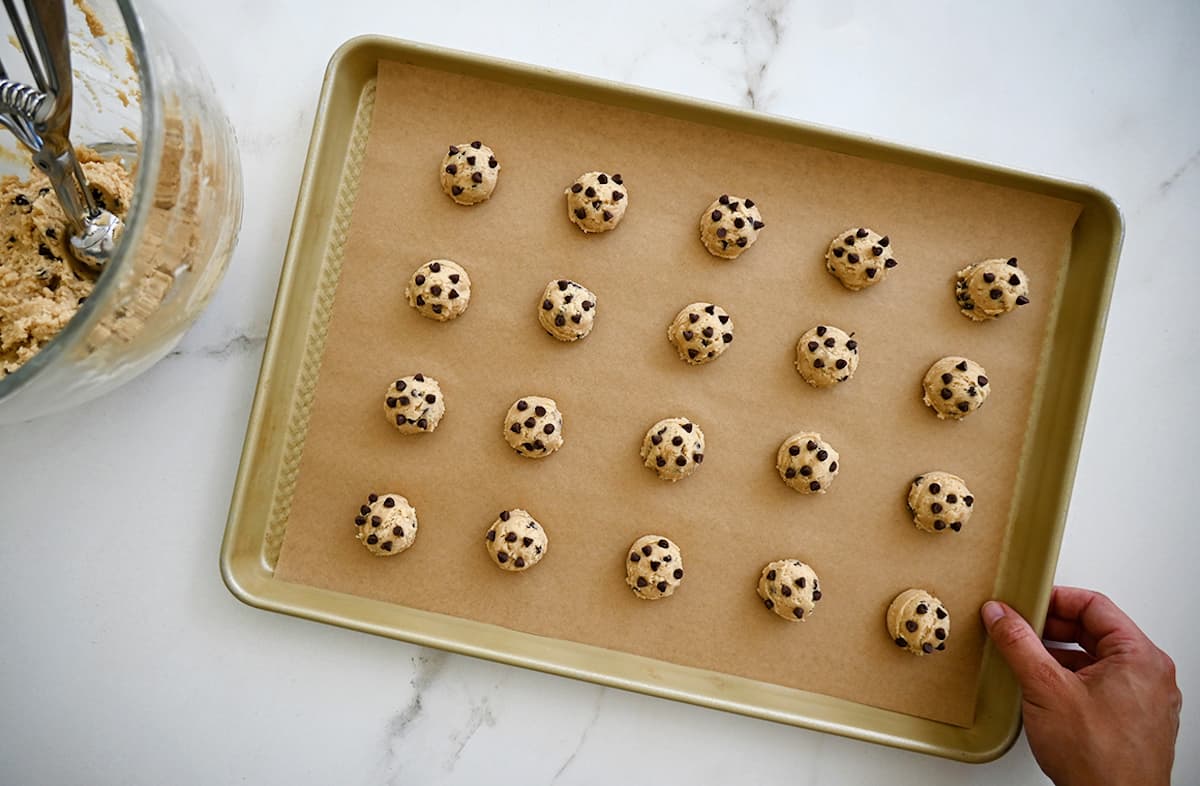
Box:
2 1 1197 783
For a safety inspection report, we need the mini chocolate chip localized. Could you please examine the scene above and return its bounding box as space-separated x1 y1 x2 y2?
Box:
471 141 482 149
445 164 457 175
355 516 366 526
916 603 928 614
789 445 801 456
753 220 764 229
471 172 483 183
729 201 739 210
399 396 410 406
612 191 624 201
583 301 594 310
694 453 703 463
499 510 511 521
425 394 436 404
856 228 868 238
964 495 974 506
813 358 825 368
816 449 828 461
846 340 858 351
630 552 640 562
829 461 837 472
781 585 792 597
656 581 668 592
702 327 714 338
983 272 996 283
957 401 970 412
673 568 683 579
514 557 526 568
872 245 883 256
681 423 693 432
879 235 890 246
946 493 958 504
978 375 989 386
847 252 860 263
636 576 648 588
733 217 745 229
716 227 727 238
744 198 754 207
806 440 817 451
941 387 953 400
571 183 583 193
928 482 941 494
448 289 459 299
612 174 622 184
555 314 566 327
736 237 747 247
989 288 1003 300
386 397 397 408
597 174 608 184
414 274 425 286
844 235 855 245
509 423 521 434
835 358 847 370
524 417 535 428
936 607 947 619
675 456 687 466
505 532 518 543
764 599 775 609
367 534 378 545
516 400 528 412
656 457 666 467
811 589 822 601
1016 295 1030 305
941 372 953 384
793 608 804 619
799 466 812 477
1007 257 1018 266
955 361 968 372
895 637 908 647
906 620 918 632
809 481 821 491
543 423 555 434
574 207 587 219
451 186 463 195
571 314 582 324
448 145 459 154
785 467 796 478
542 299 553 311
711 210 722 221
722 333 732 343
866 268 877 278
807 341 818 352
603 210 613 221
931 502 943 514
922 643 934 654
833 247 845 258
497 552 508 564
884 259 897 268
718 194 730 204
950 521 962 531
488 156 497 168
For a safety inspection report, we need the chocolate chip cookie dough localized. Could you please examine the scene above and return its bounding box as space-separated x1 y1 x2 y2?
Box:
908 471 974 533
384 373 444 434
667 302 733 365
0 152 133 374
776 432 840 494
485 509 548 571
565 171 626 233
887 588 950 655
354 493 419 556
922 356 990 420
640 417 705 481
625 535 684 600
503 396 564 458
825 227 897 291
956 257 1030 320
440 141 500 205
698 194 764 259
757 559 823 621
405 259 471 321
538 279 596 341
795 325 859 388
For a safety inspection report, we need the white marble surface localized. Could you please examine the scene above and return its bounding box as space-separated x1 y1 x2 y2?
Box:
2 0 1197 783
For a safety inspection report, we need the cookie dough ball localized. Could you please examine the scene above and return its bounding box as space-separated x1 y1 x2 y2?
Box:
699 194 765 259
825 227 898 290
440 141 500 205
757 559 823 621
908 471 975 533
405 259 471 322
922 356 990 420
565 171 627 233
667 302 733 365
625 535 684 600
795 325 859 388
776 432 840 494
503 396 564 458
538 279 597 342
354 493 418 556
485 509 548 571
640 417 705 481
887 588 950 655
956 257 1030 321
384 373 445 434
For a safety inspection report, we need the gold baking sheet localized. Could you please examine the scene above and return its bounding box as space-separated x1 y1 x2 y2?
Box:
223 36 1122 761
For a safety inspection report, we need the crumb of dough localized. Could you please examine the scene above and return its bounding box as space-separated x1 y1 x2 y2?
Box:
0 151 133 375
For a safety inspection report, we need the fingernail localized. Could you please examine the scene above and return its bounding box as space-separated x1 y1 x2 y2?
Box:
981 601 1006 627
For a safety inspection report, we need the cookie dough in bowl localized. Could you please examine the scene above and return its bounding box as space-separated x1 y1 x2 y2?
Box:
405 259 471 321
439 141 500 205
757 559 823 621
667 302 733 365
699 194 764 259
384 373 445 434
922 356 990 420
887 588 950 655
776 432 840 494
625 535 684 600
485 509 548 571
908 471 974 533
795 325 859 388
956 257 1030 321
503 396 564 458
354 493 419 556
825 227 898 291
538 279 597 341
640 417 705 481
565 171 627 233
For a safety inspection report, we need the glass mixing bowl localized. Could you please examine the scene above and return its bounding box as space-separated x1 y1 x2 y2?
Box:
0 0 242 423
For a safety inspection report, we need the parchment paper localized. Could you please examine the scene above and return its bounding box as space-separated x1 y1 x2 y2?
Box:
273 60 1082 727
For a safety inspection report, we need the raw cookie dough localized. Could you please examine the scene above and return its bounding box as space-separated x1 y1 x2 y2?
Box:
795 325 859 388
0 152 133 374
405 259 471 322
776 432 840 494
485 509 548 571
757 559 823 621
439 141 500 205
922 356 990 420
640 417 705 481
908 471 975 533
667 302 733 365
956 257 1030 321
625 535 684 600
887 588 950 655
825 227 898 291
699 194 764 259
538 279 597 341
384 373 445 434
503 396 564 458
354 493 419 556
565 171 626 233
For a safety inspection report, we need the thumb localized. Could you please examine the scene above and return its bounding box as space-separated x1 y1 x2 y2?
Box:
982 600 1071 707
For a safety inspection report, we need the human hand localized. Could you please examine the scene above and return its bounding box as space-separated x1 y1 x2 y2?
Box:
981 587 1181 786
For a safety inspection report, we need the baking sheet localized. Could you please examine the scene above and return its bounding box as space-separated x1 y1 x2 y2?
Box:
272 60 1080 727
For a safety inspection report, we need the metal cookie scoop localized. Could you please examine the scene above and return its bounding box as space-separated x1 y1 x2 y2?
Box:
0 0 125 276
